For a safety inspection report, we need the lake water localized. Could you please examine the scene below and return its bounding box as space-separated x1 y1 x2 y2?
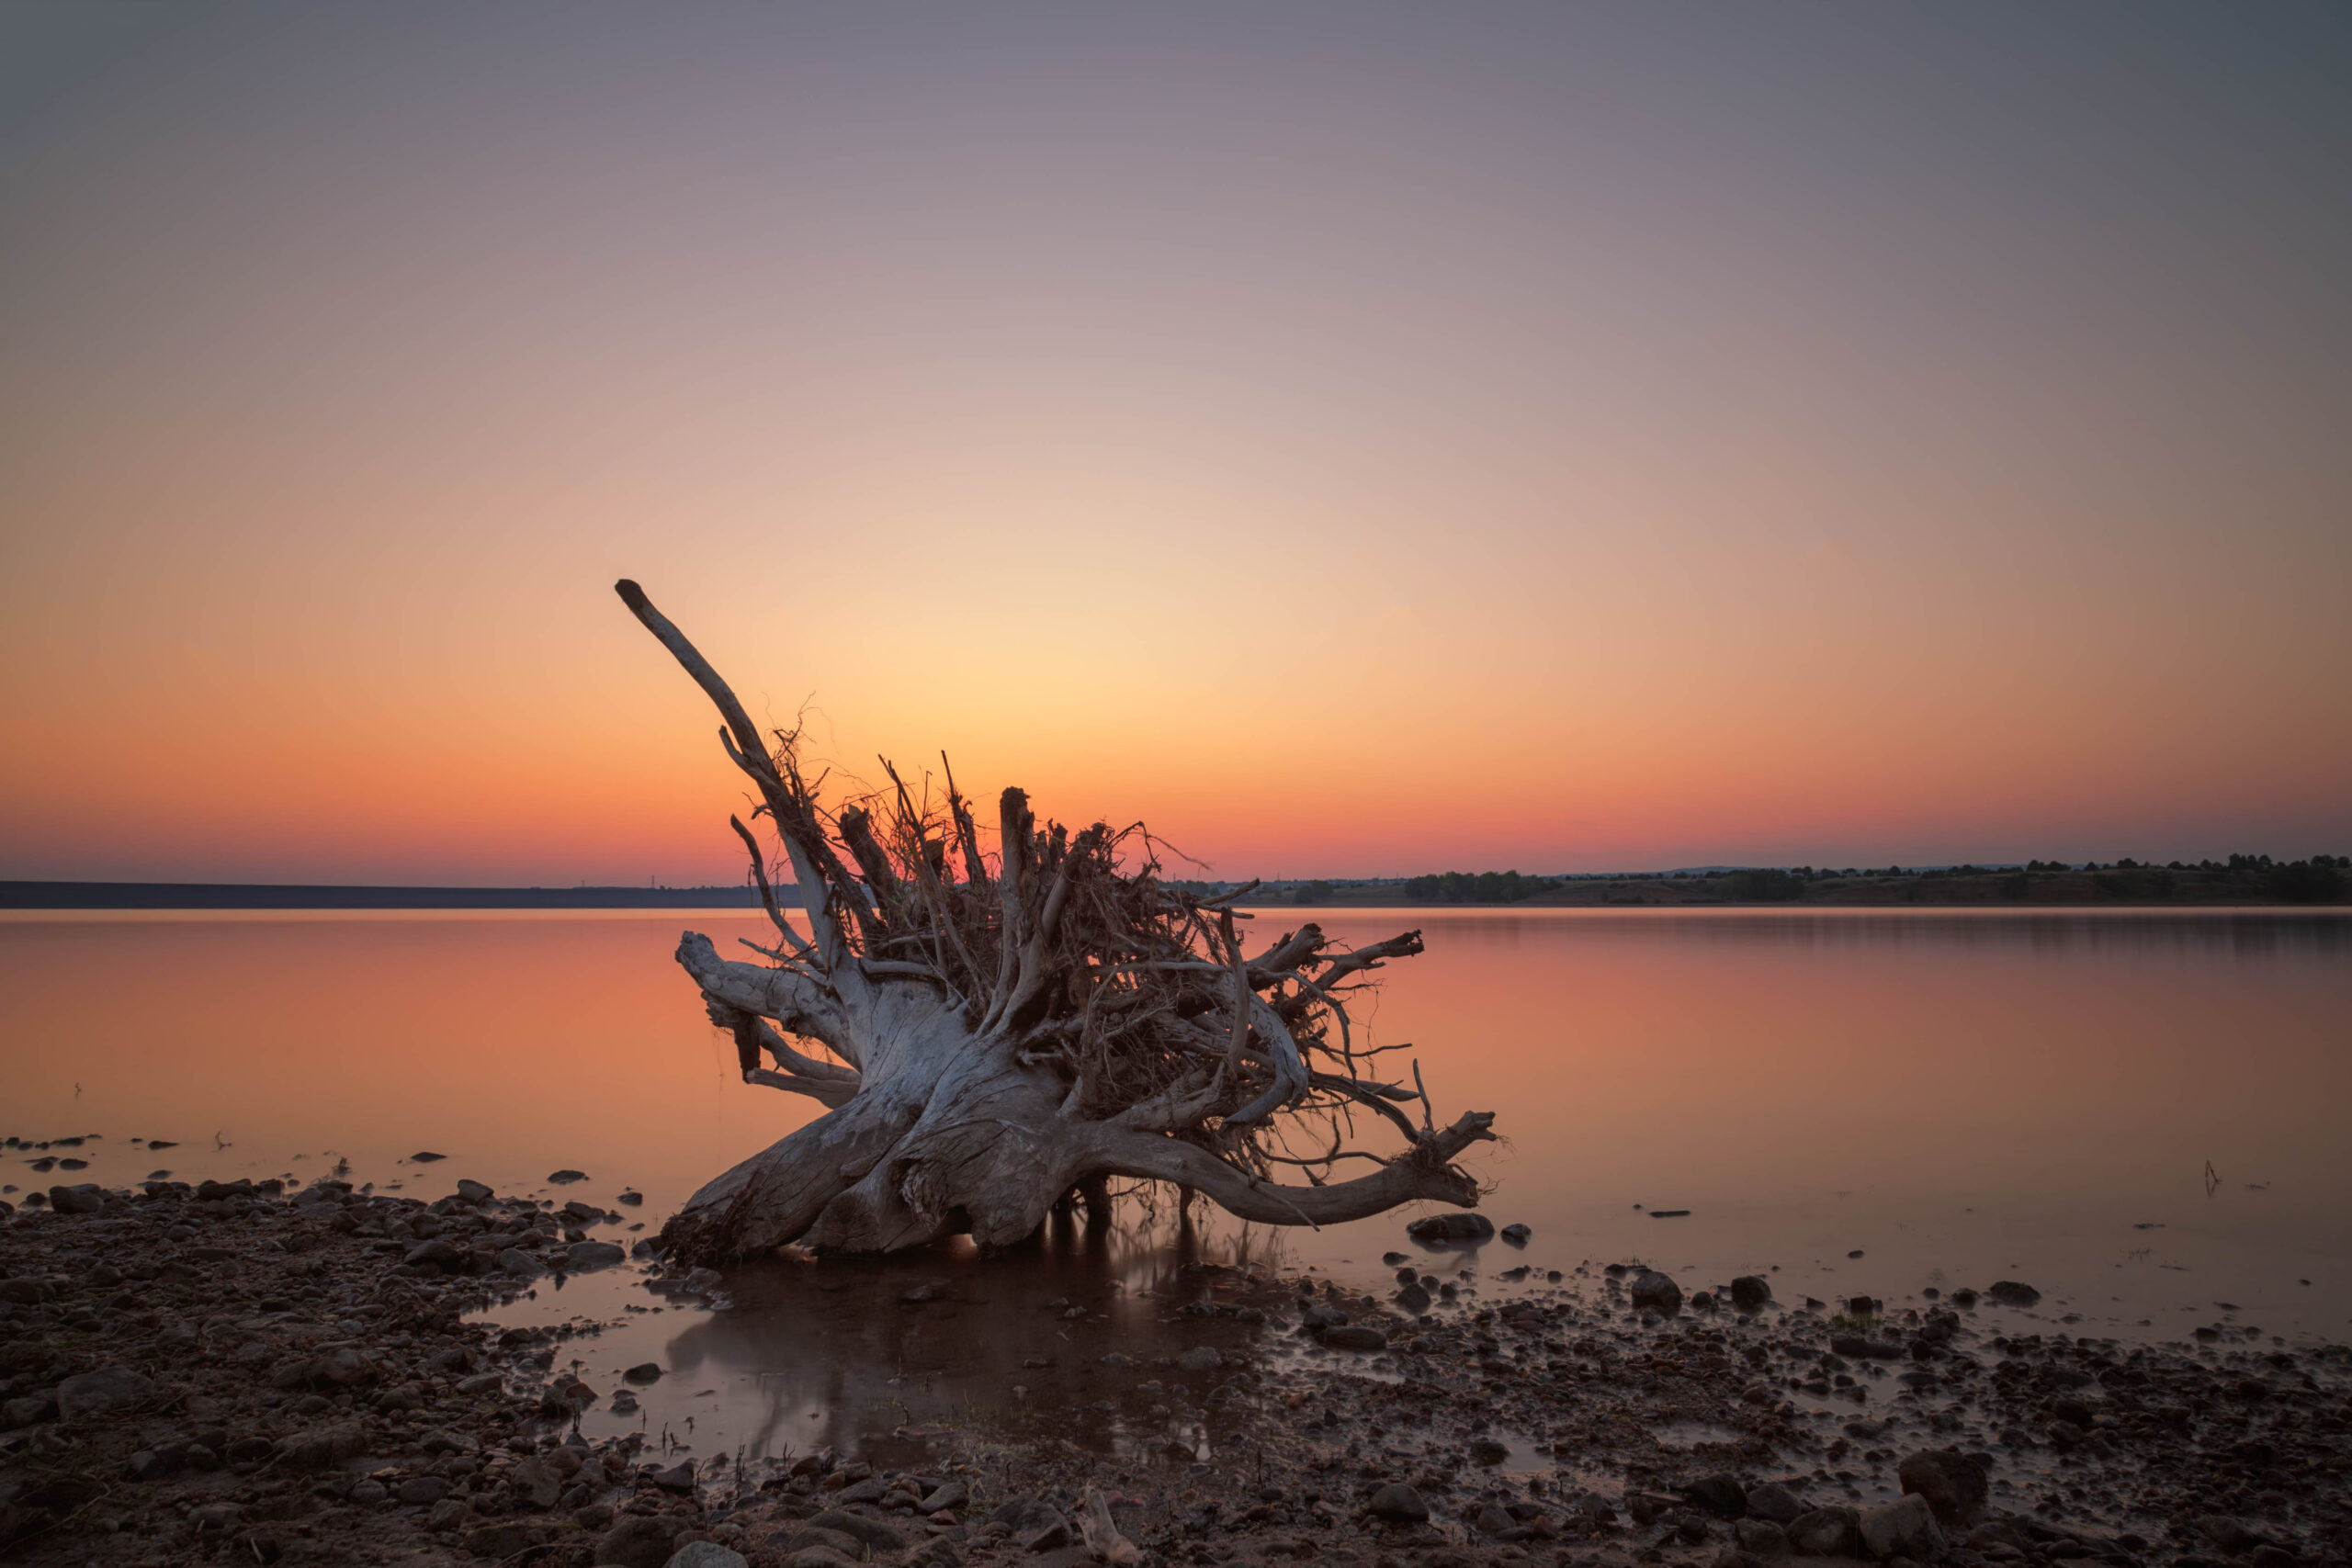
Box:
5 907 2348 1468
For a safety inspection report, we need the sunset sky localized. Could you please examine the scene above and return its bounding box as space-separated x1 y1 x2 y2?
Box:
4 4 2347 886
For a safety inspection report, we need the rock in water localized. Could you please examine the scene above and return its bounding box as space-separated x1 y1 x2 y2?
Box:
1499 1223 1532 1244
1744 1482 1805 1524
1730 1274 1772 1311
548 1168 588 1184
455 1179 493 1201
1366 1483 1430 1522
568 1239 627 1269
411 1151 446 1161
1986 1280 2041 1306
1629 1269 1683 1314
1405 1213 1494 1243
1859 1495 1948 1561
1897 1449 1989 1522
1321 1324 1387 1351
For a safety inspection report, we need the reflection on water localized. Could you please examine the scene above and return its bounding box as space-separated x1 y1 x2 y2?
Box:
489 1208 1308 1472
3 907 2349 1396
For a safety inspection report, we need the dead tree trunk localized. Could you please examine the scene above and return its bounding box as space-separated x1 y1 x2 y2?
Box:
616 581 1495 1260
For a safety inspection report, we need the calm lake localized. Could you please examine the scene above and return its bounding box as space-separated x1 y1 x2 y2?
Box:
5 907 2347 1468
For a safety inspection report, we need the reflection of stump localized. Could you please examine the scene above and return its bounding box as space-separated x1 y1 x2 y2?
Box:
617 580 1495 1260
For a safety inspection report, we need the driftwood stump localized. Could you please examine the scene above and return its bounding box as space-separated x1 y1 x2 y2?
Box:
617 581 1495 1260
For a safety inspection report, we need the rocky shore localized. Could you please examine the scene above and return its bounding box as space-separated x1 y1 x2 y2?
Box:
4 1177 2348 1568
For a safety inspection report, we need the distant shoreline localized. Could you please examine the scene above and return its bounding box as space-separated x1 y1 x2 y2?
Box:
2 869 2343 911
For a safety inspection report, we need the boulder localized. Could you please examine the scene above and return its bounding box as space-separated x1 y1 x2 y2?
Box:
1856 1494 1947 1562
1985 1280 2041 1307
455 1179 493 1201
1729 1275 1772 1311
597 1515 689 1568
403 1237 467 1269
1743 1483 1805 1525
1734 1519 1791 1558
277 1422 368 1470
1499 1223 1532 1245
56 1367 152 1420
469 1522 553 1558
774 1527 868 1561
48 1184 106 1215
1897 1449 1988 1523
1683 1473 1747 1517
665 1545 750 1568
1628 1269 1683 1314
806 1509 905 1552
1321 1325 1387 1351
1785 1506 1860 1557
1366 1483 1430 1522
784 1550 862 1568
568 1240 627 1269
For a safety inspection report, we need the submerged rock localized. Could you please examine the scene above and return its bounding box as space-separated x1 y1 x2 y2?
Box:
1986 1280 2041 1306
1406 1213 1495 1244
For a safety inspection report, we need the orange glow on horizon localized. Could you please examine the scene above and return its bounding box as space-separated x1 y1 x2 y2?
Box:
2 7 2347 883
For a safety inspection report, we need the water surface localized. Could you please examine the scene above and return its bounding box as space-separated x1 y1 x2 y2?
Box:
5 907 2347 1464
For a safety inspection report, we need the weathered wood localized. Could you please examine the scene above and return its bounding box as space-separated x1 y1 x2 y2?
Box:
618 580 1496 1258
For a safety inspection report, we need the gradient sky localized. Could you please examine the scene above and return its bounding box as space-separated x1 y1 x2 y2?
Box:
4 3 2348 885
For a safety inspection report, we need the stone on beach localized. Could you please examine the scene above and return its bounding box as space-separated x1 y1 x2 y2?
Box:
1899 1448 1989 1522
1367 1482 1430 1521
1629 1269 1683 1314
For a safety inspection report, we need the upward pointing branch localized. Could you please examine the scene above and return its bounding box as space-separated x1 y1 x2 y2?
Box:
616 580 775 786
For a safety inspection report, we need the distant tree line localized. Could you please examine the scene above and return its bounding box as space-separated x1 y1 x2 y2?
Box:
1402 870 1558 904
1223 853 2346 906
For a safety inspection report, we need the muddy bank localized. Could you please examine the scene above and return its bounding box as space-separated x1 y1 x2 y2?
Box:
4 1179 2348 1568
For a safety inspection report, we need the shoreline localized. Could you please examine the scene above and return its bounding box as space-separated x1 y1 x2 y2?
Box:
5 1179 2347 1568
